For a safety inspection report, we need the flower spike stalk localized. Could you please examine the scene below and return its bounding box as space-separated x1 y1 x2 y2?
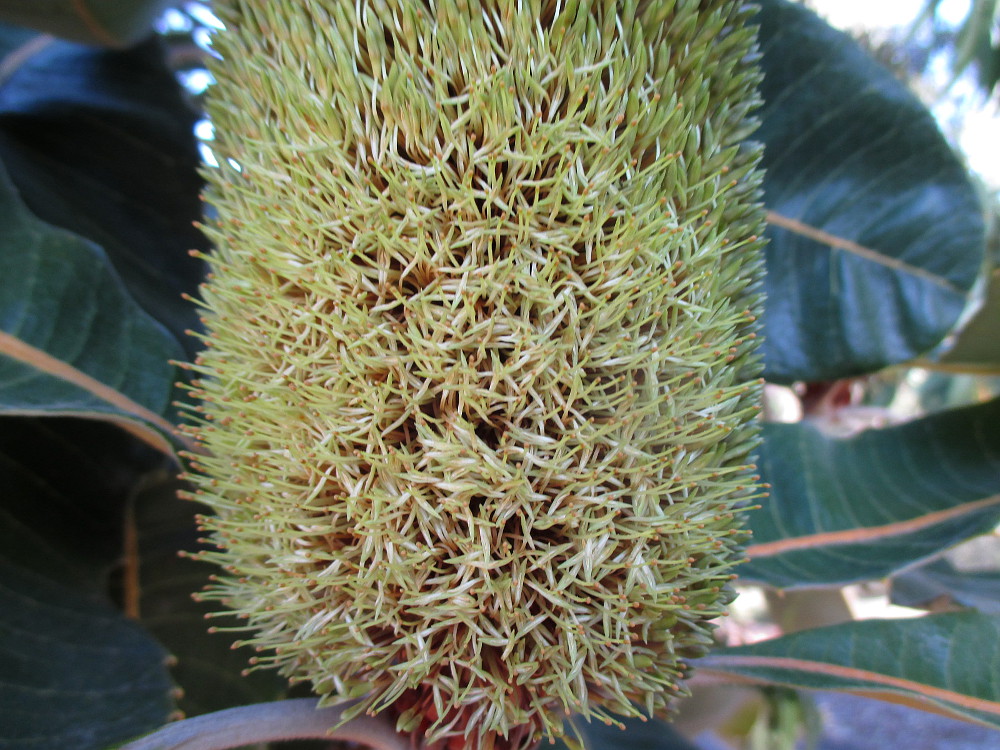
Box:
178 1 767 748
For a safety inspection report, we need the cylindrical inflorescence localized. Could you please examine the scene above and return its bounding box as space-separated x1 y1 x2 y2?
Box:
179 1 767 748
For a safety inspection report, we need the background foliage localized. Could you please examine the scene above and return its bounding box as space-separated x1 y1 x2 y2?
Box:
0 1 998 749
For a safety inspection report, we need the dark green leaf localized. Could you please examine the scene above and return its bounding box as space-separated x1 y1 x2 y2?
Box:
132 476 287 717
0 561 174 750
0 156 186 453
0 30 207 356
743 399 1000 588
0 31 204 452
699 612 1000 728
755 0 985 382
0 418 173 750
0 418 158 584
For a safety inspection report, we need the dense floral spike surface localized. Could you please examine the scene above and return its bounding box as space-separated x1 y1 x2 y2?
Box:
179 0 766 748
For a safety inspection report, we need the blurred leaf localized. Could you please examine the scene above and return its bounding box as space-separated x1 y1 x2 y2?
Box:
0 30 206 355
908 370 1000 414
952 0 1000 93
699 612 1000 728
0 418 174 749
891 557 1000 614
132 475 287 717
742 398 1000 588
744 687 821 750
0 0 165 47
755 0 986 383
554 713 702 750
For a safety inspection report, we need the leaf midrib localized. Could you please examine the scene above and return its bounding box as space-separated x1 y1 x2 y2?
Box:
766 210 963 294
747 494 1000 557
0 329 181 454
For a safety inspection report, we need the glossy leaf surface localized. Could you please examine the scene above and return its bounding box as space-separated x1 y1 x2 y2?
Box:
0 159 184 452
756 0 985 382
744 399 1000 588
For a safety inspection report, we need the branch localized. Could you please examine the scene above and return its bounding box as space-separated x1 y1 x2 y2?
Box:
119 698 411 750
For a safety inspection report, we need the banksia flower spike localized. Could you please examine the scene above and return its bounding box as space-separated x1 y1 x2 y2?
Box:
178 0 766 748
